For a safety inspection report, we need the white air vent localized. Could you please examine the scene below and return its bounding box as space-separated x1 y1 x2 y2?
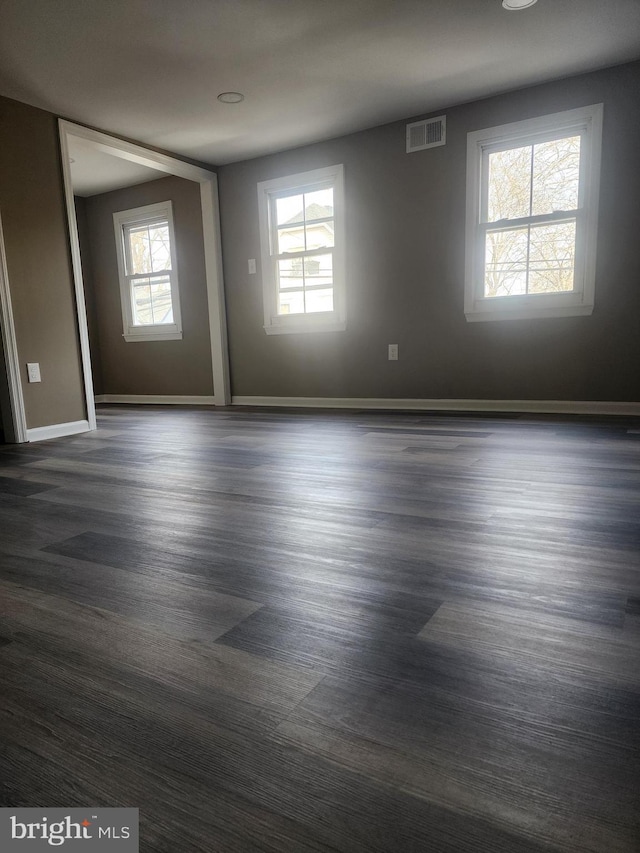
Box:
406 116 446 153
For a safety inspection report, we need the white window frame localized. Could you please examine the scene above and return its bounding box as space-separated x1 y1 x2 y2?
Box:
464 104 603 322
257 164 346 335
113 200 183 342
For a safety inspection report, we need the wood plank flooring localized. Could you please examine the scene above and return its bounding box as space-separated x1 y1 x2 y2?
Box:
1 404 639 852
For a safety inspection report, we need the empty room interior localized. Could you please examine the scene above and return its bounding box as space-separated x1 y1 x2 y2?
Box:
0 1 640 851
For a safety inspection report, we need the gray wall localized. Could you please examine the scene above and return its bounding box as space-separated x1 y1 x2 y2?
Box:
0 95 86 428
81 176 214 397
218 61 640 402
0 324 12 440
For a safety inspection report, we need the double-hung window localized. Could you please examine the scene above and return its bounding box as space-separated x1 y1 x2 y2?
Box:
464 104 603 322
113 201 182 341
257 164 345 334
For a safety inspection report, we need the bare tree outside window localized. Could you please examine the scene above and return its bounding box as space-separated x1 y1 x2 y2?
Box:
126 221 174 325
484 135 581 298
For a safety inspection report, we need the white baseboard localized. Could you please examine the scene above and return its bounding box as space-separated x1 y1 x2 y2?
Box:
231 396 640 416
95 395 216 406
27 419 91 442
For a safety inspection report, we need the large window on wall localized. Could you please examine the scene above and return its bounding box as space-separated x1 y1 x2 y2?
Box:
464 104 603 322
113 201 182 341
257 164 345 335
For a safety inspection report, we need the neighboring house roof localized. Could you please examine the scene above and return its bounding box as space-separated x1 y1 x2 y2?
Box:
285 203 333 224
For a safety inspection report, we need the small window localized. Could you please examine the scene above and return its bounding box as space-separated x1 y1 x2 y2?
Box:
113 201 182 341
464 105 603 322
257 165 345 334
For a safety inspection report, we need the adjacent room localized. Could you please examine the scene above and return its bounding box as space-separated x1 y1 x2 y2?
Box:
0 1 639 851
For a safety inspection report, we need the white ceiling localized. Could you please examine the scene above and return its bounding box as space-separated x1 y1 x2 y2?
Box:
69 138 165 196
1 0 639 166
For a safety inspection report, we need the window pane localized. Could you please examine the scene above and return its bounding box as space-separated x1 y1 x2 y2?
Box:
484 228 528 297
304 253 333 286
532 136 581 217
528 221 576 293
128 226 152 274
304 188 333 221
149 276 174 323
278 259 304 290
305 222 334 251
275 194 304 226
131 274 173 325
148 223 171 271
278 290 305 315
132 278 153 324
487 145 531 222
277 225 306 254
306 288 334 313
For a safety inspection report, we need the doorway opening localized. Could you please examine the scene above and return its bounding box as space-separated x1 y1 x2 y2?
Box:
58 120 230 434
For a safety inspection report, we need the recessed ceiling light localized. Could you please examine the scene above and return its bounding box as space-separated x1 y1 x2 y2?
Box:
217 92 244 104
502 0 538 8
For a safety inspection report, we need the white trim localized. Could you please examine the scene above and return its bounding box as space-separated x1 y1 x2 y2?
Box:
257 164 346 335
58 120 231 420
231 396 640 416
95 394 216 405
27 419 90 442
263 320 347 335
465 304 594 322
0 208 28 442
464 104 603 323
58 121 215 182
59 122 97 430
123 332 183 342
200 177 231 406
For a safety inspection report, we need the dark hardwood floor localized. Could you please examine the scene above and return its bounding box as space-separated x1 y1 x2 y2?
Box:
1 405 639 852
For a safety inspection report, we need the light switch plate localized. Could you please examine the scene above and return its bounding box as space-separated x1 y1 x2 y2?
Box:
248 259 257 275
27 362 41 383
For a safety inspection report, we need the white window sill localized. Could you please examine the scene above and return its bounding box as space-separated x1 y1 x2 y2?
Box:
465 298 594 323
123 331 183 342
264 319 346 336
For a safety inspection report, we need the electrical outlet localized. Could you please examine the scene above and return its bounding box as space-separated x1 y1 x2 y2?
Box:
388 344 399 361
27 362 41 383
248 258 257 274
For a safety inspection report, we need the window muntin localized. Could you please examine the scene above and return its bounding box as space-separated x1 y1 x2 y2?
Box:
258 165 345 334
464 105 603 322
113 202 182 341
